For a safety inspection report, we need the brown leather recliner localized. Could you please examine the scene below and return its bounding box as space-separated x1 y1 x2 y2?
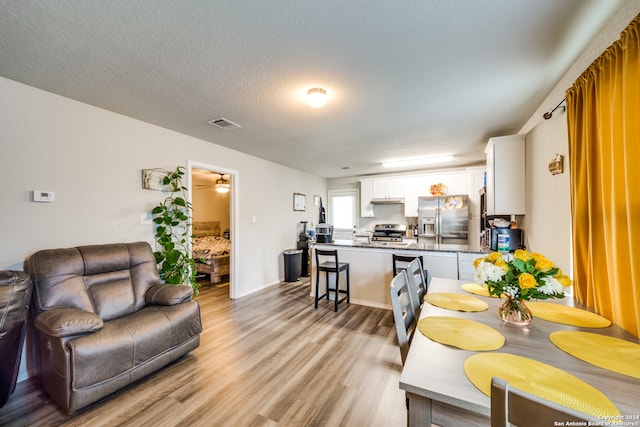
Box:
0 270 33 408
28 242 202 414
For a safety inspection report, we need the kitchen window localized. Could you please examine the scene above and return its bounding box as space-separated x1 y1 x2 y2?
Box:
328 189 358 239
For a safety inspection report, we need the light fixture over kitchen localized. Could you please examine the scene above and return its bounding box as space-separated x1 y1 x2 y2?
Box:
306 88 327 108
215 175 230 193
382 155 453 168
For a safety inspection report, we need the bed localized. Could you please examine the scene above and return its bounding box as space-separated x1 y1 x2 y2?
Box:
192 221 230 284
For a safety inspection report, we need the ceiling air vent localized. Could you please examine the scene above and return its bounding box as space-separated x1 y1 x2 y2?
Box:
208 117 241 130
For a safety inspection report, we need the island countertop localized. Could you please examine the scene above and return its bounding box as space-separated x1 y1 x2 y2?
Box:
309 240 484 309
311 239 485 254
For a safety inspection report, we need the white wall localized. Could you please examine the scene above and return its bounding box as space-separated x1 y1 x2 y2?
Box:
0 76 326 293
519 1 640 274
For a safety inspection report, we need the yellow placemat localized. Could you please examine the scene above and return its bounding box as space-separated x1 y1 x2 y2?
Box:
464 353 620 418
425 292 489 312
461 283 493 297
550 331 640 379
418 316 504 351
527 302 612 328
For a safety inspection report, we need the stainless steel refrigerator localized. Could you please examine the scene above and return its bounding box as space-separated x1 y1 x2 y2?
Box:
418 195 470 245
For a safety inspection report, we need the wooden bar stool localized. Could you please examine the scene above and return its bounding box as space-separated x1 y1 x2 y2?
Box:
315 249 350 312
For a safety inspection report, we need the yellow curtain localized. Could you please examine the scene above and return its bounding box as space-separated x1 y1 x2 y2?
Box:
566 14 640 338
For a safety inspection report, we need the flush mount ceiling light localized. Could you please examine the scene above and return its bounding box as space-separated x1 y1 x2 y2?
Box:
306 87 327 108
382 155 453 168
215 175 230 193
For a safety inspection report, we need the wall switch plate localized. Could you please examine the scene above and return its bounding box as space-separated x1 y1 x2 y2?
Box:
33 190 55 202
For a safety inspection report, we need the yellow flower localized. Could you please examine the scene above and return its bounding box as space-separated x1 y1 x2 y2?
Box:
473 257 484 268
486 252 503 263
535 257 555 272
519 273 537 289
495 259 509 272
513 249 532 262
555 274 573 287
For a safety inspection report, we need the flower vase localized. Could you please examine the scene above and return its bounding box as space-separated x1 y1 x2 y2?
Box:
498 297 532 326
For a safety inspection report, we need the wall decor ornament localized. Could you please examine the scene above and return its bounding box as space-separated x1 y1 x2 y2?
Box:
548 154 564 175
142 169 169 191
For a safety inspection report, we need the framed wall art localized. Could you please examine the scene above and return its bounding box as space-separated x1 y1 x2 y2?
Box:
293 193 306 211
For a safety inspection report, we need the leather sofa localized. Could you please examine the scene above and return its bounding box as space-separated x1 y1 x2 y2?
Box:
0 270 33 408
28 242 202 413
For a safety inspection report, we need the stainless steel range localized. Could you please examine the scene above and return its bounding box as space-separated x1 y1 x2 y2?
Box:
372 224 407 242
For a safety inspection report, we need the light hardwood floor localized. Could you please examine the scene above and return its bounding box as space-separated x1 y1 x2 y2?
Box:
0 278 407 426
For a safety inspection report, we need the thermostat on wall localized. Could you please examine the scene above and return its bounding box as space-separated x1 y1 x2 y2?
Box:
33 190 55 202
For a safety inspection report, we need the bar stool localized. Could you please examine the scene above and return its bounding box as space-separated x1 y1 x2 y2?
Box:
315 249 350 312
392 254 424 275
392 253 431 287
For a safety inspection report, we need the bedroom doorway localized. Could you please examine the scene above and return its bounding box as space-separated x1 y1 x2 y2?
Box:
189 162 237 298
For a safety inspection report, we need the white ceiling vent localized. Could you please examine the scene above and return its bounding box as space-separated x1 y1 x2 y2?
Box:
208 117 241 130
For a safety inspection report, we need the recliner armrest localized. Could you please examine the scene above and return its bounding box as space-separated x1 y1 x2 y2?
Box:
145 283 193 306
35 308 103 337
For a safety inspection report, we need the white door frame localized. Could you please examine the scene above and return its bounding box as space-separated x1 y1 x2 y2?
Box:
188 160 239 299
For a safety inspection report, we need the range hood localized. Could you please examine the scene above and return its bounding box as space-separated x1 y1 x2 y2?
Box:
370 197 405 204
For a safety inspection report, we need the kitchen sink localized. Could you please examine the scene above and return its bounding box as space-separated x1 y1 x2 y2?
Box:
371 241 412 248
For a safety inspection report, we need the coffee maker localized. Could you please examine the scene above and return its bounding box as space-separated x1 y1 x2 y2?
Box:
315 224 333 243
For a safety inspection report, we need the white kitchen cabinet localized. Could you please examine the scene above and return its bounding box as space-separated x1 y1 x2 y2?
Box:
422 251 459 280
466 167 486 217
359 179 375 217
485 135 525 215
458 252 481 282
403 175 429 217
467 167 486 251
372 178 405 200
439 171 468 195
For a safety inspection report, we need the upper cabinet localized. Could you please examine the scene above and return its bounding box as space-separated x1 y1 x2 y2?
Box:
371 178 405 200
361 169 482 217
359 179 374 217
485 135 525 215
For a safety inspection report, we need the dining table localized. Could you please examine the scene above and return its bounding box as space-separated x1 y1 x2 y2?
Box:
399 277 640 427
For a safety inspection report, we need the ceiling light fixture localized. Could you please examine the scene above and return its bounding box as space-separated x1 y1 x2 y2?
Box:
307 88 327 108
215 176 230 193
382 155 453 168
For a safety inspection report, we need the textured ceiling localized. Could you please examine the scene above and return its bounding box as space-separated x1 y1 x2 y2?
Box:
0 0 624 178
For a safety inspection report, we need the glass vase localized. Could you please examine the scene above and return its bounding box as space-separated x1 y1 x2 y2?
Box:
498 297 532 326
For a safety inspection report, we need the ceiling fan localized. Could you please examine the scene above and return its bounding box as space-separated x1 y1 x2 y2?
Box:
193 172 230 193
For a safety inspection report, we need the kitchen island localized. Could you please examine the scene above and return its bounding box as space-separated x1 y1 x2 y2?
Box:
311 240 484 309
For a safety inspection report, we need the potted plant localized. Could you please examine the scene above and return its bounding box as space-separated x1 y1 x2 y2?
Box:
151 166 199 295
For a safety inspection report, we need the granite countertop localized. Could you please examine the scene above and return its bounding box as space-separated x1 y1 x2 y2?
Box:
311 239 485 254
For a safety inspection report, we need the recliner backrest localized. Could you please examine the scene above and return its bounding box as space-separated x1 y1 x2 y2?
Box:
29 242 161 321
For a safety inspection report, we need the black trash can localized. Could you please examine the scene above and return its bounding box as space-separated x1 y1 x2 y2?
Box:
283 249 302 282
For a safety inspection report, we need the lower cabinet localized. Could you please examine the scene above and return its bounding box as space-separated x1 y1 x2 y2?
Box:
457 252 481 282
421 251 459 280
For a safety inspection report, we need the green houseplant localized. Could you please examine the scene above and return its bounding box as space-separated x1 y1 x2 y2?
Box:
151 166 199 295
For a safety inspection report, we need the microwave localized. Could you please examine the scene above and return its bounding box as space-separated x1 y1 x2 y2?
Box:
489 228 524 251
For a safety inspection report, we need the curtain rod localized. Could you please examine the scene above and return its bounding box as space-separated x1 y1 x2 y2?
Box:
543 98 566 119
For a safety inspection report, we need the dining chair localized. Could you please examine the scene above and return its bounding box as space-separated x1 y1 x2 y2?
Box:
405 258 428 318
314 249 350 312
490 377 599 427
389 271 417 365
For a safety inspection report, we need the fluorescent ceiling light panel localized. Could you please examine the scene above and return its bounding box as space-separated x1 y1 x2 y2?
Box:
382 155 453 168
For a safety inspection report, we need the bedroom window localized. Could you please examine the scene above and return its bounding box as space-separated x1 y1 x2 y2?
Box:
328 189 358 239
